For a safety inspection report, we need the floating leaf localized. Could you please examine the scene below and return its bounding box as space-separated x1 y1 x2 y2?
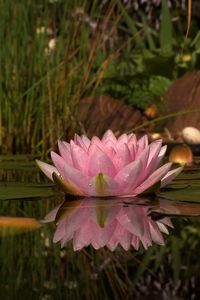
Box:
158 185 200 203
0 182 56 200
0 217 41 236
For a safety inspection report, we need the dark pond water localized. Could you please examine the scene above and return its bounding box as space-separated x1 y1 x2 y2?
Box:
1 156 200 300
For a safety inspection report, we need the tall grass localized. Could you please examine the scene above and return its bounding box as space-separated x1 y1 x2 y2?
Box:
0 0 192 155
0 0 124 155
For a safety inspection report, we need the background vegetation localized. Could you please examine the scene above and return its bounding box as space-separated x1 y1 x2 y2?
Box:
1 0 199 155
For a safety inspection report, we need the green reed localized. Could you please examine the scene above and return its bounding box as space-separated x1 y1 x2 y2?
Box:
0 0 123 155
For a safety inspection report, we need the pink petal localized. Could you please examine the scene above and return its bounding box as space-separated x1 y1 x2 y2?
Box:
115 223 132 250
131 236 139 250
91 136 103 149
61 234 73 248
102 130 117 144
88 147 117 177
127 134 137 157
136 142 163 185
156 222 169 234
134 162 172 194
156 145 167 167
140 218 153 249
64 165 89 195
80 134 91 149
115 160 142 193
160 166 183 188
113 143 132 171
70 143 89 173
58 141 73 166
117 207 144 237
159 217 173 228
149 221 165 245
88 173 120 196
128 133 137 144
103 140 117 159
88 199 121 226
73 219 92 250
65 207 89 237
91 220 117 249
107 237 119 251
136 135 148 152
74 134 88 152
53 220 66 243
41 201 64 223
117 133 128 145
51 151 66 177
134 147 150 185
146 140 162 167
36 160 59 181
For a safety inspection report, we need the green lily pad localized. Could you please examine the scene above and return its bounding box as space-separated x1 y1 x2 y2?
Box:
0 182 57 200
158 185 200 203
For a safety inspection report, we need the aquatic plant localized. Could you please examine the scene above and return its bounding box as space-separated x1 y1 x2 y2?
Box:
36 130 182 197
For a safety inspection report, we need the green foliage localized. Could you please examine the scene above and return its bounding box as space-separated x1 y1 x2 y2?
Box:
98 53 172 110
160 0 173 54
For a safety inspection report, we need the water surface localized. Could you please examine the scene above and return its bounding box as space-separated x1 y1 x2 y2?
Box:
1 156 200 300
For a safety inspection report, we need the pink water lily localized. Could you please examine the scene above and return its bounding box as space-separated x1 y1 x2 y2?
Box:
43 198 173 251
36 130 182 197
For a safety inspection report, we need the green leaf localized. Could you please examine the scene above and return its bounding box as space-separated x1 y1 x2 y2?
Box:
160 0 173 54
140 13 156 51
158 185 200 203
0 182 56 200
117 0 145 49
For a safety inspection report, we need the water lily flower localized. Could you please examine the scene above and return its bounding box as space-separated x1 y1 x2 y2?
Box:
42 197 173 251
36 130 182 197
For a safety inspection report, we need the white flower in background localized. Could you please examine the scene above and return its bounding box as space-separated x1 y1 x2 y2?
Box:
48 38 56 50
45 38 57 55
36 26 53 35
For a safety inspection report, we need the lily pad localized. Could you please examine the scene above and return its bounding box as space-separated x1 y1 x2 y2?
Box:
158 185 200 203
0 182 57 200
0 216 41 236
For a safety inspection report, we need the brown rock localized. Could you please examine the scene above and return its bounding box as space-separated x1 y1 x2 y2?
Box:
163 71 200 138
77 96 148 137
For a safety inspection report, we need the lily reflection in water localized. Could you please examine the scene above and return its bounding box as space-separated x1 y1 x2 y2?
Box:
42 197 173 251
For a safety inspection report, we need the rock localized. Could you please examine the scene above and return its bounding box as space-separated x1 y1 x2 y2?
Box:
168 144 193 165
77 96 148 137
182 126 200 144
163 71 200 139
